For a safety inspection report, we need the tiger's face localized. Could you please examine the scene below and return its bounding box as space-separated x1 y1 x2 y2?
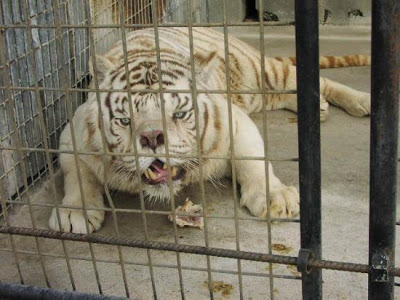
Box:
88 52 221 200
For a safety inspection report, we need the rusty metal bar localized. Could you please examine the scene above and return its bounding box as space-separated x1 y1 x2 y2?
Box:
221 0 245 297
2 199 299 223
116 1 158 297
2 225 400 277
294 0 323 298
0 3 51 288
22 0 76 290
0 282 125 300
150 0 186 297
0 144 300 162
257 0 275 298
368 0 400 298
0 144 299 161
53 0 103 293
0 247 302 281
0 21 297 30
186 0 215 297
0 86 297 95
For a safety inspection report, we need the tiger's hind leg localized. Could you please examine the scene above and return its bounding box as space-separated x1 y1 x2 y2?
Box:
260 62 369 118
274 93 330 121
259 63 330 121
320 78 370 117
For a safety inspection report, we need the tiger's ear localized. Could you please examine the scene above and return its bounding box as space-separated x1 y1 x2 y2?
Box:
89 55 115 83
193 51 219 84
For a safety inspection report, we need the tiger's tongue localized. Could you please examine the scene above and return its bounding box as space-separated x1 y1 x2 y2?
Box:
151 161 168 177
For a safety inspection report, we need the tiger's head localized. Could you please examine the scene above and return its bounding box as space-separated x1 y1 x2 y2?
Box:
87 50 225 200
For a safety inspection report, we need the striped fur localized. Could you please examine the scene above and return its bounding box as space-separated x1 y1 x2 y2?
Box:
274 54 371 69
49 27 370 233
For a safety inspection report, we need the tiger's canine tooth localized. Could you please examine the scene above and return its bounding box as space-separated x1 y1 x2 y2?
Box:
163 164 168 170
144 170 150 179
171 167 178 177
148 169 158 180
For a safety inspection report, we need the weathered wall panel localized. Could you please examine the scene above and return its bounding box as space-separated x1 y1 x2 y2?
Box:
0 0 89 198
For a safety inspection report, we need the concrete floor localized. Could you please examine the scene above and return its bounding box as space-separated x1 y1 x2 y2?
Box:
1 26 400 299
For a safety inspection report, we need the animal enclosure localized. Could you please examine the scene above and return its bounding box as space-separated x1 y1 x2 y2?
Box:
0 0 399 299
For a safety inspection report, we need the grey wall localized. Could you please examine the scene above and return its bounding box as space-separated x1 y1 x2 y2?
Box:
164 0 246 24
165 0 370 25
322 0 371 25
259 0 371 25
204 0 246 23
164 0 208 23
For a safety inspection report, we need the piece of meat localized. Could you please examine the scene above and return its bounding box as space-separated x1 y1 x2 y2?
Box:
168 198 204 229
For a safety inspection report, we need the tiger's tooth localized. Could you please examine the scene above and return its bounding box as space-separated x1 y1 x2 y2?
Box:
171 167 177 177
148 169 158 180
163 164 168 170
144 170 150 179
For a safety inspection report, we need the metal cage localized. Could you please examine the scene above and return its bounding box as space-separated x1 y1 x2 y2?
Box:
0 0 399 299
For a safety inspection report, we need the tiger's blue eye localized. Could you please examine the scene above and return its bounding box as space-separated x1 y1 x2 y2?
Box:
173 112 186 119
119 118 131 126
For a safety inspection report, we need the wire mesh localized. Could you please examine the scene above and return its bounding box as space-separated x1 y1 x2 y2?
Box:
0 0 395 299
0 1 295 297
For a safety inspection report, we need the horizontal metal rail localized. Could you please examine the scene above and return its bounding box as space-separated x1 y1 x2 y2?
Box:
0 21 295 29
1 200 300 223
0 144 298 161
0 247 301 281
0 282 125 300
1 226 400 277
0 85 297 94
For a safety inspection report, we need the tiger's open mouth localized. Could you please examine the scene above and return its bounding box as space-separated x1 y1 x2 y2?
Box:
142 159 186 185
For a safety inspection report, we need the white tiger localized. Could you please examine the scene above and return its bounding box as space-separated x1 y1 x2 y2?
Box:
49 27 370 233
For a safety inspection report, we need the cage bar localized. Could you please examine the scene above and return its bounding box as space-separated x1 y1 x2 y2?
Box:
0 282 125 300
0 21 298 30
221 0 245 297
0 0 396 299
0 246 302 280
21 0 76 290
3 225 400 277
186 0 215 297
116 1 159 298
294 0 323 298
53 0 103 294
368 0 400 298
0 4 52 287
150 0 187 298
257 0 275 298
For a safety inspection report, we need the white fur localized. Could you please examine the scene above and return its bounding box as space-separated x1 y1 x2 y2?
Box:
49 28 371 233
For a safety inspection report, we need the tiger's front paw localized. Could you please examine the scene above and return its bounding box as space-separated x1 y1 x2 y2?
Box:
242 185 300 219
49 207 105 233
268 186 300 218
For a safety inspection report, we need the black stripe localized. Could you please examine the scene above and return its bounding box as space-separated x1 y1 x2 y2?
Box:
183 112 193 121
178 96 190 110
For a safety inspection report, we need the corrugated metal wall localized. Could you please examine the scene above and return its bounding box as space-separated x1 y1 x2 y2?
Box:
90 0 166 54
0 0 89 198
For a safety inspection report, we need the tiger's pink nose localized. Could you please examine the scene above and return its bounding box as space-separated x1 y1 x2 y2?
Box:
140 130 164 151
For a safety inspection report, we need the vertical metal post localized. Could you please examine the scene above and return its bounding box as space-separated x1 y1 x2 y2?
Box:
369 0 400 299
295 0 323 299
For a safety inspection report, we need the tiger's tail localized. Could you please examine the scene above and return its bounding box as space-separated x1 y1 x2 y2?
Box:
274 54 371 69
